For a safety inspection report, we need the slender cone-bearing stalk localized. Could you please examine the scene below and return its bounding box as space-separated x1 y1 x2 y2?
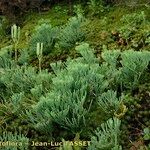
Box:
36 43 43 72
11 24 20 62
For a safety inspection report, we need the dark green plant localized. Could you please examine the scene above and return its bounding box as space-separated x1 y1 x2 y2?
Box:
87 0 106 16
0 17 5 39
73 4 85 17
143 127 150 141
118 11 146 44
121 11 146 26
145 36 150 45
53 5 68 15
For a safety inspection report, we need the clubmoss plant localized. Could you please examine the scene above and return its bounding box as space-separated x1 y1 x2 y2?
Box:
11 24 20 62
88 117 122 150
36 42 43 72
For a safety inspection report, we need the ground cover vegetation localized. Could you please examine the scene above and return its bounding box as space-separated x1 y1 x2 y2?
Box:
0 0 150 150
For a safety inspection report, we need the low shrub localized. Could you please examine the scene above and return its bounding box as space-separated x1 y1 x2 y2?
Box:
58 15 86 50
29 23 58 56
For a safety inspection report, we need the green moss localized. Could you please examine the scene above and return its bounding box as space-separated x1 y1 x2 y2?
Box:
1 4 149 55
1 4 70 52
84 6 150 52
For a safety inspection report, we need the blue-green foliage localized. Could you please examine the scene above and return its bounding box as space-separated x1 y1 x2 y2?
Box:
101 49 150 90
18 49 30 65
120 50 150 90
88 118 122 150
101 50 121 68
0 132 29 150
29 15 86 54
26 43 150 136
0 64 52 103
0 53 13 69
29 23 58 55
27 43 109 133
58 15 85 50
98 90 122 114
0 66 36 96
1 40 150 149
0 65 52 135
